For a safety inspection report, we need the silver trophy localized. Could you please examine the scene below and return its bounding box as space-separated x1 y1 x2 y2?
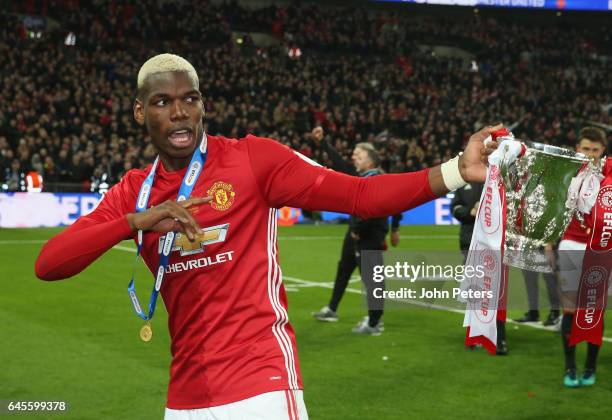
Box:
499 139 590 272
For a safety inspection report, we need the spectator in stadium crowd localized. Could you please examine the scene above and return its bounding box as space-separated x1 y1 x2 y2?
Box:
4 158 22 191
557 127 608 388
35 53 502 419
310 126 402 335
1 2 610 191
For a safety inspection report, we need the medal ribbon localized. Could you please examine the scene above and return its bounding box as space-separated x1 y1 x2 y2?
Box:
570 159 612 346
127 134 208 321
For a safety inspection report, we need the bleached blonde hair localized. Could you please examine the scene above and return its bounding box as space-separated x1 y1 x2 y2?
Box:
137 53 199 94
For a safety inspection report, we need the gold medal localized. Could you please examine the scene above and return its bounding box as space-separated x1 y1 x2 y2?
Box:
140 322 153 342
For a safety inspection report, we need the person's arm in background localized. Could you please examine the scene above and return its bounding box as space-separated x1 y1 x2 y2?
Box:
35 172 209 280
390 214 402 247
349 214 381 241
248 125 502 218
309 126 356 175
451 187 476 224
349 211 400 245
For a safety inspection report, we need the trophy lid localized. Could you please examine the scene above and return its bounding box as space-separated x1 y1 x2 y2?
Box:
522 140 589 163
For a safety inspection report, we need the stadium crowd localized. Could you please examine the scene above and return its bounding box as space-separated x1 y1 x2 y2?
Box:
1 0 611 191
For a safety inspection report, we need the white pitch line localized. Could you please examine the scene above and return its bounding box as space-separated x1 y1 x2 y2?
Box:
284 275 466 313
20 240 610 343
0 239 46 245
113 244 137 253
0 240 141 255
282 275 612 343
0 234 456 246
278 236 343 240
277 235 457 240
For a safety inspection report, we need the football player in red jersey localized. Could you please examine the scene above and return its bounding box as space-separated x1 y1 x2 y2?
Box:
35 54 502 419
558 126 608 388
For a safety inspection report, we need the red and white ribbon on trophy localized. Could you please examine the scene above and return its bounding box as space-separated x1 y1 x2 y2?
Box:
570 157 612 346
462 129 523 354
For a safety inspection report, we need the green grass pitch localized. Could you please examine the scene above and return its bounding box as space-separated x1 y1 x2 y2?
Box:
1 225 611 419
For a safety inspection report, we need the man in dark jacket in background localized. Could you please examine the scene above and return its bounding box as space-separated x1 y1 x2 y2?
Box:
451 182 483 260
452 182 508 355
310 127 400 335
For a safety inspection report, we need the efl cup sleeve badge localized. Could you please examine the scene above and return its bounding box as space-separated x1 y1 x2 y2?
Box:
598 185 612 211
207 181 236 211
570 180 612 345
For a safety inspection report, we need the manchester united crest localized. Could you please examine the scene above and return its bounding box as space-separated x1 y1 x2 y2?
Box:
207 181 236 211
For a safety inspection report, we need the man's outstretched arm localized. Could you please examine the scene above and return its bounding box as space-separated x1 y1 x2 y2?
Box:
249 125 502 217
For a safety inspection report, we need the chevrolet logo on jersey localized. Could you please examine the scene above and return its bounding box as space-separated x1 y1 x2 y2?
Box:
159 223 229 256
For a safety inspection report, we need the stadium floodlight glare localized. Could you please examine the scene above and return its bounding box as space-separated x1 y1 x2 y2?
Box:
372 0 612 11
288 47 302 58
64 32 76 46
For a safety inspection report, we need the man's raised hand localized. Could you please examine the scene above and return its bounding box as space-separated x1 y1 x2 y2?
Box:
311 126 324 143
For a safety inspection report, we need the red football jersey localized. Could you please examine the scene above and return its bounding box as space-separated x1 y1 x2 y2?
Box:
563 217 590 243
35 134 435 408
562 158 611 244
